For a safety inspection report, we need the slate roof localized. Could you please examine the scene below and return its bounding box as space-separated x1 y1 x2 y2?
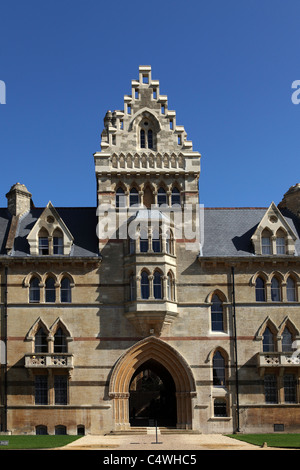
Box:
201 207 300 257
5 207 99 257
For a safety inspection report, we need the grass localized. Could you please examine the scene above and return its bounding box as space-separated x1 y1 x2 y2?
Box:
0 435 82 450
227 433 300 448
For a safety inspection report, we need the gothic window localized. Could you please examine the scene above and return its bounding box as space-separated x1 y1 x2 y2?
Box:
153 271 163 299
276 229 286 254
157 187 167 206
53 229 63 255
165 229 174 255
167 271 175 301
61 277 72 303
29 277 40 303
45 277 56 303
148 129 153 149
211 294 224 332
271 276 281 301
54 328 67 353
255 276 266 301
139 119 155 149
140 228 149 252
264 374 278 403
262 327 275 352
152 229 161 253
171 187 181 206
129 188 139 206
35 327 48 353
282 327 293 352
287 276 297 302
213 351 226 386
261 230 272 254
141 271 150 299
116 187 126 208
38 229 49 255
140 129 146 148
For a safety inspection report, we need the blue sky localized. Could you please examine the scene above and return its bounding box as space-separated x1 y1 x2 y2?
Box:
0 0 300 209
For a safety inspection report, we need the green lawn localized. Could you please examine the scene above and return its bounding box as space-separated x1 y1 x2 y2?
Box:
227 433 300 448
0 435 81 450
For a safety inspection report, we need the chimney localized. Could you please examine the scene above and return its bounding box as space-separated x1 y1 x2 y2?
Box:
278 184 300 217
6 183 32 217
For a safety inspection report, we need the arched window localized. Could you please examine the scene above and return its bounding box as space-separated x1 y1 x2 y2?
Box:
213 351 225 386
35 327 48 353
153 271 163 299
38 228 49 255
130 188 139 207
287 276 297 302
53 229 63 255
45 277 56 303
165 229 174 255
140 129 146 148
171 187 181 206
54 327 67 353
271 276 281 301
263 327 275 352
29 277 40 303
36 425 48 435
167 271 175 301
255 276 266 301
148 129 153 149
261 230 272 254
282 327 293 352
141 271 149 299
55 425 67 435
61 277 72 303
211 294 224 332
276 230 286 254
157 187 167 206
116 187 126 208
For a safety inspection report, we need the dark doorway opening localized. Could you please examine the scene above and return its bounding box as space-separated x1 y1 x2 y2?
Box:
129 359 177 427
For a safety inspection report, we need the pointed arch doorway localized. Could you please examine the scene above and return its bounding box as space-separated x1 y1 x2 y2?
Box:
109 337 196 430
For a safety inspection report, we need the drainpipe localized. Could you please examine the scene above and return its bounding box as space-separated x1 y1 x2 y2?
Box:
2 265 8 432
231 266 240 433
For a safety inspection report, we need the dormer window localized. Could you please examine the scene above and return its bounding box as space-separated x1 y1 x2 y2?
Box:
261 230 272 254
39 230 49 255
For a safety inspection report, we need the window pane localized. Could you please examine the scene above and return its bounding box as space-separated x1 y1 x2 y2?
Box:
171 188 180 206
214 400 227 417
53 237 63 255
264 374 277 403
141 272 149 299
148 129 153 149
284 374 297 403
287 277 296 302
140 129 145 148
282 328 293 352
39 237 49 255
116 188 126 208
213 351 225 386
276 237 285 254
35 328 48 353
54 376 68 405
262 236 271 254
35 375 48 405
271 277 281 301
153 272 162 299
255 277 265 301
211 295 224 332
45 278 56 303
263 327 275 352
130 189 139 206
61 278 71 303
54 328 67 353
30 277 40 303
157 188 167 206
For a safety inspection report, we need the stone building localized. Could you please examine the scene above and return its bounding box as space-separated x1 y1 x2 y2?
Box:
1 66 300 435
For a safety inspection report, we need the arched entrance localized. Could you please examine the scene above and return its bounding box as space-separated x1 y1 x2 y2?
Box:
109 336 196 430
129 359 177 427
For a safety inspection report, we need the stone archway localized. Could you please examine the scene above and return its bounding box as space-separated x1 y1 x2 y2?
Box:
109 336 196 430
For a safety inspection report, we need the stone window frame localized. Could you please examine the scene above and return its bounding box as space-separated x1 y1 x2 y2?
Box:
25 272 74 304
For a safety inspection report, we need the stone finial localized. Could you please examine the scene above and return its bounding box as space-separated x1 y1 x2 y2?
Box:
6 183 32 217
